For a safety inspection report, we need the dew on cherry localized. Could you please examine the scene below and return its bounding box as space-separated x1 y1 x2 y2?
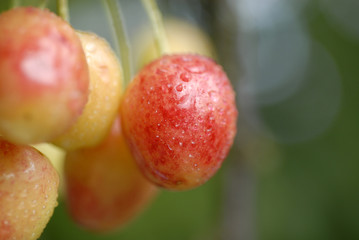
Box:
179 94 189 106
176 84 183 92
166 143 173 151
180 72 191 82
121 54 237 190
184 63 206 74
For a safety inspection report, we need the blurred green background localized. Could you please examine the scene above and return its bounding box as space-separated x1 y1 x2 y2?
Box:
1 0 358 239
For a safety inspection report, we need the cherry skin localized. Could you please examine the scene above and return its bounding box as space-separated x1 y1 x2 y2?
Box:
0 137 59 240
53 31 122 151
0 7 89 144
32 143 66 197
65 115 157 232
121 54 237 190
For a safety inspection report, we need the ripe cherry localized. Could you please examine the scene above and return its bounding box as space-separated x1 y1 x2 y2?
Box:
53 31 122 151
65 115 157 232
0 137 59 240
121 54 237 190
0 7 89 144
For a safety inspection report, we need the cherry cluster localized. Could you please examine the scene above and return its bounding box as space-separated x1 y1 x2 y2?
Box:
0 5 237 240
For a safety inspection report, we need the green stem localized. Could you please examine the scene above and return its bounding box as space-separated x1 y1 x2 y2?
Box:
57 0 69 22
103 0 131 88
10 0 20 8
141 0 169 57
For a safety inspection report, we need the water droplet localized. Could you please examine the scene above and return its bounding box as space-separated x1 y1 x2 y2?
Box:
189 154 193 158
179 94 189 105
167 144 173 151
156 68 168 75
179 142 183 146
184 64 206 74
194 163 198 167
157 123 161 127
191 141 196 145
147 101 151 105
180 72 191 82
209 91 219 102
181 56 191 62
156 135 159 138
176 84 183 92
175 123 180 127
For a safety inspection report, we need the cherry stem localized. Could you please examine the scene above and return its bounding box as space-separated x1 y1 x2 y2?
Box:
57 0 69 22
103 0 132 89
141 0 169 57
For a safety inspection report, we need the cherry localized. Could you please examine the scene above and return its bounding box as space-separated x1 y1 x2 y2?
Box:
121 54 237 190
53 31 122 151
65 115 157 232
0 137 59 240
0 7 89 144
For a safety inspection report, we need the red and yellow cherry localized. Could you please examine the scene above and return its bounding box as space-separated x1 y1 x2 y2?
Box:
65 115 157 232
53 31 122 151
0 137 59 240
0 7 89 144
121 54 237 190
32 142 66 197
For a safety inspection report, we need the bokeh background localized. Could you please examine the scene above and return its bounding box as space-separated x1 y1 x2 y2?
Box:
1 0 358 239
